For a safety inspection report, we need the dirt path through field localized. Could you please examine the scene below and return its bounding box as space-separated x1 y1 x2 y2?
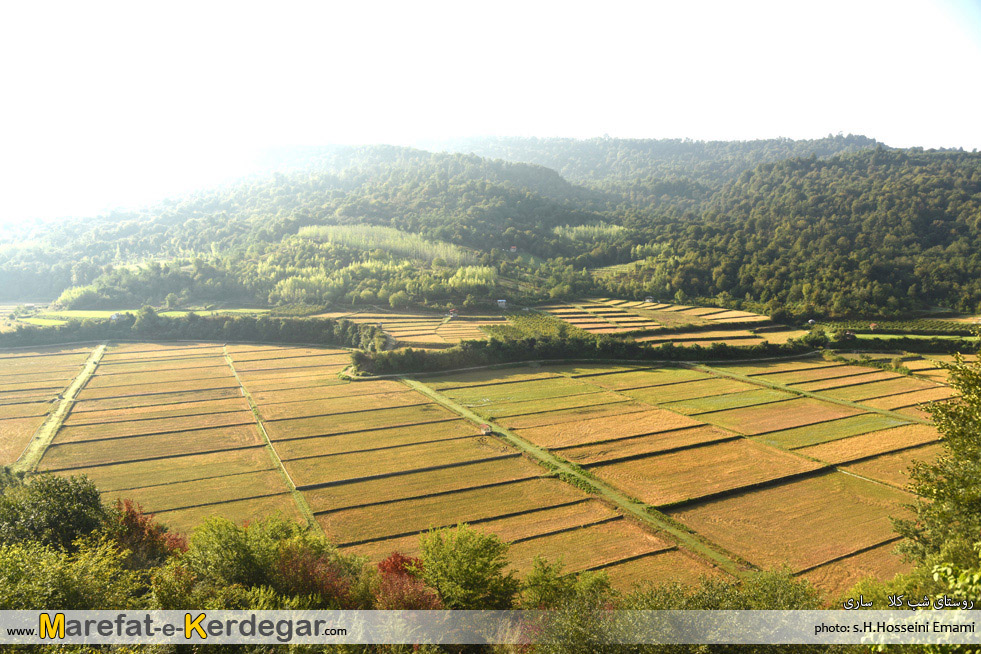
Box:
402 377 746 577
223 345 319 531
13 341 108 472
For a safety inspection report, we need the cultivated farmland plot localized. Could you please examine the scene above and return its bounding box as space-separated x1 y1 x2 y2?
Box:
6 338 958 596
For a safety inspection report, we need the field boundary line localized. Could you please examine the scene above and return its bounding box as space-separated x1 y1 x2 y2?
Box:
37 444 268 473
131 490 293 516
97 465 280 494
12 341 108 473
401 377 747 577
223 346 320 533
294 452 521 491
52 419 259 444
283 434 476 462
684 362 934 426
65 405 250 427
578 546 680 573
792 536 904 576
310 475 543 514
653 466 834 511
573 434 746 467
334 499 593 548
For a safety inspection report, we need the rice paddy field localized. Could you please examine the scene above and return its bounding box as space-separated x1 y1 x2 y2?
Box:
2 329 969 597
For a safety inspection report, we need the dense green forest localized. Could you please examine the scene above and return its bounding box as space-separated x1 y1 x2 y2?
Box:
3 136 980 318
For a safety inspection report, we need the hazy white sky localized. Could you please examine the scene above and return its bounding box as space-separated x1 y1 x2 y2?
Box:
1 0 980 222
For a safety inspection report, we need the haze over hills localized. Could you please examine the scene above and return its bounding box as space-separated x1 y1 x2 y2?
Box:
2 135 980 317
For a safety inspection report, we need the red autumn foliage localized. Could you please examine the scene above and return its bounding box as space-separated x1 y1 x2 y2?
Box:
375 551 442 610
273 544 354 608
110 499 188 567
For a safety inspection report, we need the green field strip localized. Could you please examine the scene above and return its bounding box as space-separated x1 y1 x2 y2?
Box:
402 377 746 577
13 342 107 473
757 414 911 450
223 345 318 532
689 362 933 426
791 536 903 577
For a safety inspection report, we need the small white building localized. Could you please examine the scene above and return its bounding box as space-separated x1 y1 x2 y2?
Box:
497 299 507 309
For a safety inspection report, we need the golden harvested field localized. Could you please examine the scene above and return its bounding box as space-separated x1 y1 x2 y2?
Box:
801 541 909 597
792 371 901 392
0 402 49 420
317 478 586 544
310 310 502 345
251 380 405 404
698 398 864 435
284 436 517 487
100 469 289 513
556 425 737 465
70 387 243 412
85 366 234 388
64 447 275 492
57 411 256 443
668 472 912 571
842 443 943 488
603 550 726 591
497 401 652 430
76 377 241 401
861 386 957 410
344 499 619 561
755 414 910 450
272 420 476 460
507 519 673 573
591 439 825 506
258 391 427 421
710 360 836 377
155 493 303 534
64 397 249 425
512 408 702 449
39 424 266 470
264 403 459 440
754 364 886 385
302 456 543 512
822 377 938 402
661 388 794 415
0 415 48 464
795 424 941 464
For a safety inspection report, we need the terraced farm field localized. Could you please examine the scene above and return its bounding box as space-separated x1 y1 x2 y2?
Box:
312 309 504 347
3 337 966 597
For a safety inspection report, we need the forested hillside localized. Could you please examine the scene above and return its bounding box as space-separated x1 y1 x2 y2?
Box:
2 138 980 318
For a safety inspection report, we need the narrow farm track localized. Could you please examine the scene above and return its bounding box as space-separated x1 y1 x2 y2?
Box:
222 345 320 531
13 341 107 473
401 377 747 577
